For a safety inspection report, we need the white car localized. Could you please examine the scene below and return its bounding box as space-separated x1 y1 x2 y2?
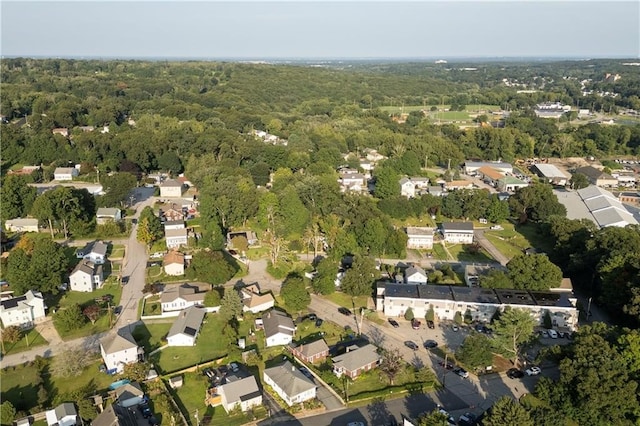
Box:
525 366 541 376
490 225 503 230
547 329 558 339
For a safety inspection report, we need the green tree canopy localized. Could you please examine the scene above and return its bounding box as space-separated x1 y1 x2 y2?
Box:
281 273 311 313
483 396 533 426
506 254 563 291
456 333 493 370
312 257 338 295
0 175 37 222
492 308 536 364
186 250 238 285
340 255 380 297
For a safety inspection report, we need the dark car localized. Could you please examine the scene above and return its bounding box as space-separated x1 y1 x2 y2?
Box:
458 412 478 426
338 307 353 316
423 340 438 349
454 367 469 378
404 340 419 350
439 360 454 369
411 319 421 330
315 318 324 327
426 320 435 329
138 404 152 418
308 313 317 321
114 306 122 314
388 318 400 328
507 368 525 379
148 417 160 426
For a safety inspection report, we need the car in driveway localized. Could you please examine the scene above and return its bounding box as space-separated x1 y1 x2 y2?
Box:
338 307 353 316
423 340 438 349
458 412 478 426
411 319 421 330
230 362 240 373
315 318 324 327
452 324 459 332
454 367 469 378
308 313 317 321
388 318 400 328
525 366 541 376
426 320 435 329
404 340 419 350
507 368 525 379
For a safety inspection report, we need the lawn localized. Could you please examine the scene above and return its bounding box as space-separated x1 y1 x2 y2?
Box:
142 295 162 316
132 321 173 353
446 244 495 263
57 281 122 310
322 292 371 311
483 222 554 261
1 329 47 356
431 243 450 261
514 223 555 254
55 309 115 340
109 244 126 259
428 110 472 121
294 317 347 346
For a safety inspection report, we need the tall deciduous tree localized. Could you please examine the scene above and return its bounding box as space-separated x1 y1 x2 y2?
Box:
281 274 311 313
483 396 533 426
492 308 536 365
379 347 403 385
219 287 243 322
340 255 380 297
506 254 562 291
456 333 493 370
0 175 37 221
98 172 137 208
186 250 238 285
312 257 337 295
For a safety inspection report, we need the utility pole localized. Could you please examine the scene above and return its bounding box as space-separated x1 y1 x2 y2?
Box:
442 352 448 388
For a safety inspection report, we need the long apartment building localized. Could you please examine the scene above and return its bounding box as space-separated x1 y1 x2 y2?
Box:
376 282 578 330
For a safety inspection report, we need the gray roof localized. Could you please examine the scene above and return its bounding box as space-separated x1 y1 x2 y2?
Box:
54 402 77 420
332 344 381 373
264 361 315 398
161 283 203 304
220 375 261 404
449 286 502 304
576 166 614 181
494 289 536 306
262 310 295 339
0 290 43 311
465 161 513 170
406 227 434 237
71 260 101 277
115 382 144 401
164 220 185 227
530 291 575 308
5 218 39 227
97 208 120 217
574 186 639 227
167 306 205 339
81 240 108 257
441 222 474 232
165 228 188 238
101 328 138 355
378 282 455 301
161 179 182 188
92 403 136 426
531 163 567 178
54 167 75 174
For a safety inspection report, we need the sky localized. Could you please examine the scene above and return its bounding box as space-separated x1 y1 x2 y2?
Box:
1 1 639 59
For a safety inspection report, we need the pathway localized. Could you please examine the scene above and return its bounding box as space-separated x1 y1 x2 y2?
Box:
474 229 510 266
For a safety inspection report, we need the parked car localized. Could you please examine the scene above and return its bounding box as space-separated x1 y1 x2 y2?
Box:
452 324 459 332
454 367 469 378
404 340 419 350
388 318 400 328
148 417 160 426
411 319 421 330
230 362 240 373
539 329 549 338
439 360 454 369
308 313 317 321
458 412 478 426
426 320 435 329
203 368 215 379
347 422 365 426
437 406 456 425
138 404 152 418
114 306 122 314
547 329 558 339
525 366 541 376
338 307 353 316
315 318 324 327
299 367 313 379
507 368 525 379
490 225 503 230
423 340 438 349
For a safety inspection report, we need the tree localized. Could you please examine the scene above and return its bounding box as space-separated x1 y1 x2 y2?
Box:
373 166 400 199
506 254 562 291
1 326 22 344
54 304 86 332
0 401 16 426
0 175 37 222
121 362 150 382
456 333 493 370
492 308 536 365
483 396 533 426
51 348 93 377
312 257 337 295
425 305 435 322
7 239 68 295
480 270 513 289
186 250 238 285
542 311 553 329
98 172 137 207
416 409 450 426
218 287 243 321
486 196 510 223
204 288 222 307
454 311 463 325
379 347 404 385
508 184 566 223
569 173 589 190
157 151 183 174
230 235 249 252
281 274 311 313
137 207 163 247
340 255 380 297
83 304 101 324
404 307 415 321
5 248 33 295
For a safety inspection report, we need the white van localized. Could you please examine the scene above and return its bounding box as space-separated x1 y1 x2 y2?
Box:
548 329 558 339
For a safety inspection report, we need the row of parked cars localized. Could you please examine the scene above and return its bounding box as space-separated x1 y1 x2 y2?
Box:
388 318 435 329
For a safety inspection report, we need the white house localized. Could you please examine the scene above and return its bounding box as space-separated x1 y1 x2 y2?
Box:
165 228 188 249
4 218 39 233
339 172 367 193
263 361 316 406
96 208 122 225
241 284 275 314
163 220 185 230
160 179 184 198
163 251 185 276
166 306 206 346
76 241 108 265
263 310 296 347
218 375 263 413
69 261 104 292
100 328 142 374
0 290 46 328
441 222 474 244
405 265 428 285
115 382 145 408
45 403 78 426
399 178 416 198
406 227 434 250
161 284 205 313
54 167 78 181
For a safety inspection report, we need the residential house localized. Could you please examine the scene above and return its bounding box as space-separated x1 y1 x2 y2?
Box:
166 306 206 346
100 328 142 374
289 338 330 364
498 176 529 192
163 220 185 230
0 290 46 328
69 261 104 292
263 309 296 347
428 186 444 197
359 160 374 172
160 179 184 198
90 403 135 426
375 282 579 330
339 172 367 193
4 218 39 233
96 208 122 224
332 344 381 379
530 164 568 186
227 230 258 247
406 227 434 250
169 375 184 389
263 361 316 406
161 283 205 312
76 240 108 264
441 222 474 244
54 167 78 181
575 166 618 187
45 403 78 426
115 382 145 408
399 178 416 198
405 265 428 285
444 180 475 191
52 128 70 137
218 375 263 413
241 284 275 314
162 208 185 222
163 251 185 276
165 228 188 249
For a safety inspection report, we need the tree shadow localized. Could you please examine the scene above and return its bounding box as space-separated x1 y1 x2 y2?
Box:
366 325 386 348
366 396 395 426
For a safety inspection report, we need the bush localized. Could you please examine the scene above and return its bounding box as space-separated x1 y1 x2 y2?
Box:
404 308 415 321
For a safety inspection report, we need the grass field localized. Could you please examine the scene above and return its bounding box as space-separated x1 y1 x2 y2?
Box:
483 222 554 261
446 243 495 263
322 292 371 311
142 295 162 316
1 329 47 356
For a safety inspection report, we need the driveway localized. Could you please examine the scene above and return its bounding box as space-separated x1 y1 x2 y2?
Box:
474 229 510 265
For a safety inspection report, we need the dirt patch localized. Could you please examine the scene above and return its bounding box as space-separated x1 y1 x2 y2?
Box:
546 157 601 174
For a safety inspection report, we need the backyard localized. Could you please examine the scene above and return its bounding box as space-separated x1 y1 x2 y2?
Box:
483 222 554 261
1 328 47 356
